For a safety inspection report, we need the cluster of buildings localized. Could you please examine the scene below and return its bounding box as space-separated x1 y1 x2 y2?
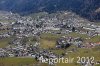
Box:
56 36 83 49
0 11 100 38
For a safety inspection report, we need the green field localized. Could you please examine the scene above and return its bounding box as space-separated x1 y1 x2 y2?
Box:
0 19 15 23
0 57 49 66
0 38 11 48
40 33 63 49
0 58 36 66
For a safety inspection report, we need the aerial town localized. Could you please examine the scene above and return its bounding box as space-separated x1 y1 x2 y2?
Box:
0 11 100 66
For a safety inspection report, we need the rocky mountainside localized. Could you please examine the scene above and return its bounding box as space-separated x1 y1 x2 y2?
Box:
0 0 100 21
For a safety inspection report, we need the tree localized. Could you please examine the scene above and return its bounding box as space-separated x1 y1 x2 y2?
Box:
72 27 75 32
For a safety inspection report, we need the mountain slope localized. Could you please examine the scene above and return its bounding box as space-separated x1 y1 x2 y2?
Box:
0 0 100 21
